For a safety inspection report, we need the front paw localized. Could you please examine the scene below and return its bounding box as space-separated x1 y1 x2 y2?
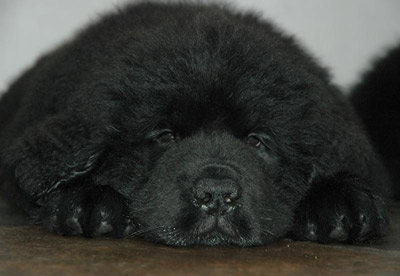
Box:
35 185 134 238
291 174 389 243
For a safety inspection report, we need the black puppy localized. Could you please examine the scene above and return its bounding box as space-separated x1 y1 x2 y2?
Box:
351 43 400 200
0 2 391 246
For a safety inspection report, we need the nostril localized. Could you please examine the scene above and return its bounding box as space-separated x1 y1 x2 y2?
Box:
201 192 212 203
224 193 238 204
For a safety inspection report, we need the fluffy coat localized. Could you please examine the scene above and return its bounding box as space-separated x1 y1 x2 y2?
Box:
351 43 400 200
0 2 391 246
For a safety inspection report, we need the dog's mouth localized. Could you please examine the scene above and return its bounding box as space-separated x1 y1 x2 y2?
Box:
193 216 237 238
132 210 276 247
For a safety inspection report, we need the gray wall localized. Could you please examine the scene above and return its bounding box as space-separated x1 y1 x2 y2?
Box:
1 0 400 94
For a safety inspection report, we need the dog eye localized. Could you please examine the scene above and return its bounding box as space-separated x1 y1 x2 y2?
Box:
247 135 262 148
157 130 176 143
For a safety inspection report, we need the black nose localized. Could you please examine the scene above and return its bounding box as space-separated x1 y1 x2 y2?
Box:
194 178 240 215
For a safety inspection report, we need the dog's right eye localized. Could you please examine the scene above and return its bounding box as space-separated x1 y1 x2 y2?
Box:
156 130 176 144
247 135 262 148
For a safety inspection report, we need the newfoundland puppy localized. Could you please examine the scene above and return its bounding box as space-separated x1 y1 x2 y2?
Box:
0 2 391 246
351 43 400 200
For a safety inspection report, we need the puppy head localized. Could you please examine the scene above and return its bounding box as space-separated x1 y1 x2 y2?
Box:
90 12 322 246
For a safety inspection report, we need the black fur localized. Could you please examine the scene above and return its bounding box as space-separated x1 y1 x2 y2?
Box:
351 43 400 200
0 1 391 246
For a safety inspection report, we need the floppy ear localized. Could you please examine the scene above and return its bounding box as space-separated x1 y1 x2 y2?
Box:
3 113 106 205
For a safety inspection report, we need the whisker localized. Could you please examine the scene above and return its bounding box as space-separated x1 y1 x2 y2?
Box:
132 205 165 212
261 229 278 238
